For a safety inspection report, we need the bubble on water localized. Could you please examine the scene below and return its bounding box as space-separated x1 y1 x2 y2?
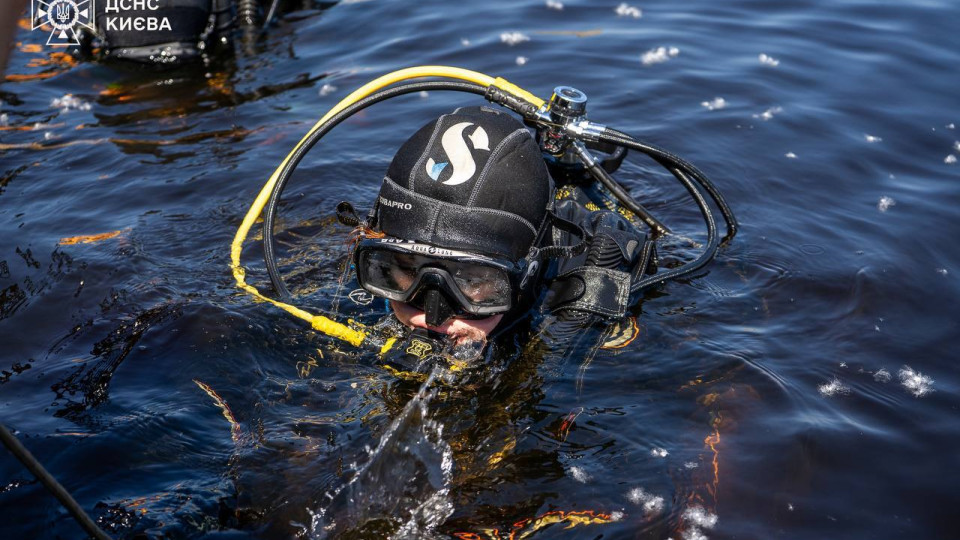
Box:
681 506 718 540
818 377 850 397
864 134 882 143
546 0 564 10
615 3 642 18
758 53 780 67
50 94 91 112
935 267 948 276
684 461 699 469
568 465 591 483
515 56 528 66
319 84 337 97
785 152 797 159
877 196 896 212
627 487 664 515
460 38 470 46
945 155 957 164
700 97 726 111
753 106 782 121
899 366 934 397
641 46 679 65
873 368 891 383
500 32 530 46
650 447 669 458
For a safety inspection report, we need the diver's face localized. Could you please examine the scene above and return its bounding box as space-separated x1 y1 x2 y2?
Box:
390 300 503 345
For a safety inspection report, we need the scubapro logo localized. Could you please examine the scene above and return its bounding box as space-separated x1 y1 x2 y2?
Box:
31 0 95 46
425 122 490 186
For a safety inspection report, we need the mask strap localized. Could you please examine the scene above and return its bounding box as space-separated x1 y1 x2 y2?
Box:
519 211 588 289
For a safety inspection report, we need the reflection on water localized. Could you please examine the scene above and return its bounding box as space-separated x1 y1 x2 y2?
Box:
2 0 960 539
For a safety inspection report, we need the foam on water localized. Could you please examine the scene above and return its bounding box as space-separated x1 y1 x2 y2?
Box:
701 97 726 111
626 487 664 515
319 84 337 97
500 32 530 46
864 134 883 143
642 47 679 66
785 152 797 159
758 53 779 67
753 106 782 121
935 268 948 276
899 366 934 397
650 447 669 458
50 94 91 112
684 461 699 469
877 196 896 212
615 3 642 18
568 465 591 483
515 56 528 66
945 155 957 164
873 368 891 383
818 377 850 397
681 506 718 540
546 0 563 10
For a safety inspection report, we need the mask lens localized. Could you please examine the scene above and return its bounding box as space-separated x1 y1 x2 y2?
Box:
358 250 419 294
447 262 511 306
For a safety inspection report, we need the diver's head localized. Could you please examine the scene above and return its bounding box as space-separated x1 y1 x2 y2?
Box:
355 106 553 334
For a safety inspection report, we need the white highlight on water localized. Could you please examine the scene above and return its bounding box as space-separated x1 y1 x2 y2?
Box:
627 487 665 515
681 506 718 540
864 134 883 143
899 366 934 397
460 37 470 46
877 196 896 212
936 268 948 276
610 510 625 521
701 97 726 111
785 152 797 159
569 465 591 483
819 377 850 397
758 53 780 67
500 32 530 46
651 447 669 458
684 461 699 469
0 113 8 127
319 84 337 97
873 368 891 383
50 94 91 112
546 0 564 10
946 155 957 164
515 56 528 66
615 3 642 18
642 46 679 65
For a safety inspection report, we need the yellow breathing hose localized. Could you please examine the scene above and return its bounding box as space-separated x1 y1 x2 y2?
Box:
230 66 545 349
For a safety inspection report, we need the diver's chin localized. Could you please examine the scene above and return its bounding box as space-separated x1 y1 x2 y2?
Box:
389 300 503 344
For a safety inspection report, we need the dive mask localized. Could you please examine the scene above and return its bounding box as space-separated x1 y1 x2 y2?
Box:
354 237 528 326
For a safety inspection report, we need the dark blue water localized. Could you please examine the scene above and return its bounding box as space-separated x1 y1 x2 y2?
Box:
2 1 959 538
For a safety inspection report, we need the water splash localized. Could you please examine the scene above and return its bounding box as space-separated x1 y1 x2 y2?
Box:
311 368 454 538
818 377 850 397
681 506 718 540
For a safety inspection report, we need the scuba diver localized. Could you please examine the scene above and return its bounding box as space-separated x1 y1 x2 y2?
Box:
77 0 309 64
233 67 738 372
337 105 658 364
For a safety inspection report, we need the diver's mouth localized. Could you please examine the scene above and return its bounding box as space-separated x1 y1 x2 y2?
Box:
389 300 502 344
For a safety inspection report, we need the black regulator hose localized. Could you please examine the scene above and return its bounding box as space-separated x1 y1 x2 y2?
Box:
0 424 113 540
600 128 738 242
587 159 671 236
263 80 489 299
